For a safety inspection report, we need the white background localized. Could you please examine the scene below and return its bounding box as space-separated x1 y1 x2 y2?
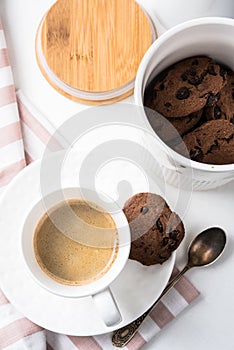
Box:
0 1 234 349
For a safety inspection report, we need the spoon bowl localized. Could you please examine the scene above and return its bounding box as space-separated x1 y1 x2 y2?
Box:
188 227 226 268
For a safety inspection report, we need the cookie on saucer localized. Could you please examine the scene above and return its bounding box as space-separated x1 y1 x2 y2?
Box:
123 192 185 265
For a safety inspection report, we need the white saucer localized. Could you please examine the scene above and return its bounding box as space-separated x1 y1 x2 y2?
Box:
0 151 175 336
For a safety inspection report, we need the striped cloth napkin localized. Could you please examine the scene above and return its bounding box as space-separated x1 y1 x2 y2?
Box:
0 20 200 350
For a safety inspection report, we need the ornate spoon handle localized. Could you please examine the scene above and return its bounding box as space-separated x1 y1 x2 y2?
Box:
112 265 190 348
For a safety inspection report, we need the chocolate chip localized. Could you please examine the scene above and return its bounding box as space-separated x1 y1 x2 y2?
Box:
214 105 222 119
207 65 217 76
232 91 234 100
219 64 233 77
159 83 165 90
190 147 203 161
176 87 190 100
164 102 172 108
140 207 149 215
223 113 228 120
226 133 234 143
192 59 198 66
169 241 178 251
162 237 169 246
189 69 196 77
169 230 180 241
206 93 219 107
159 254 167 260
207 140 219 154
181 73 187 81
189 70 208 86
188 76 203 86
156 218 163 233
220 68 227 78
230 117 234 124
196 137 202 147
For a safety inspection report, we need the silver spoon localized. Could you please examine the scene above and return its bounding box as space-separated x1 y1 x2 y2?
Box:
112 227 226 348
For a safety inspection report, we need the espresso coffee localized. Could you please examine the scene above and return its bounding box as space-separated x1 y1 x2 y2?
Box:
33 199 118 286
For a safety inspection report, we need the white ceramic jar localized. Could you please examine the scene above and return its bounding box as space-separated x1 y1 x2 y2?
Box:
134 18 234 191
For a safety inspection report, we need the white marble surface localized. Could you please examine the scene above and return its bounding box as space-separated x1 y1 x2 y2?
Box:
0 1 234 349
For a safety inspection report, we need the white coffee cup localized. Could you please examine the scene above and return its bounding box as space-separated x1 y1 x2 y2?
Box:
139 0 234 32
134 17 234 190
21 187 130 327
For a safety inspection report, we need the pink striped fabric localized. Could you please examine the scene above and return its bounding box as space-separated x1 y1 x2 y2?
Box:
17 97 62 153
69 336 103 350
0 121 22 147
0 85 16 107
127 333 145 350
0 22 25 194
0 19 200 350
0 48 10 68
0 319 43 349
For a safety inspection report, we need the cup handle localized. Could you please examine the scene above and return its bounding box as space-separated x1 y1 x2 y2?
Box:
93 287 122 327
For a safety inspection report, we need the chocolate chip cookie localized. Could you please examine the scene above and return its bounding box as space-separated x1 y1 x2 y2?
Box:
145 56 226 118
123 192 185 265
177 119 234 164
205 68 234 124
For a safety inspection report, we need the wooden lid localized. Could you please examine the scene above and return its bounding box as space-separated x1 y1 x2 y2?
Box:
36 0 157 104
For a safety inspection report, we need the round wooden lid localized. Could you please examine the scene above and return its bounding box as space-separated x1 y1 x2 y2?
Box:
36 0 157 104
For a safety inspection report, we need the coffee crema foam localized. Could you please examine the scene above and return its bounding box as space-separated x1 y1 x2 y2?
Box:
33 199 119 286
